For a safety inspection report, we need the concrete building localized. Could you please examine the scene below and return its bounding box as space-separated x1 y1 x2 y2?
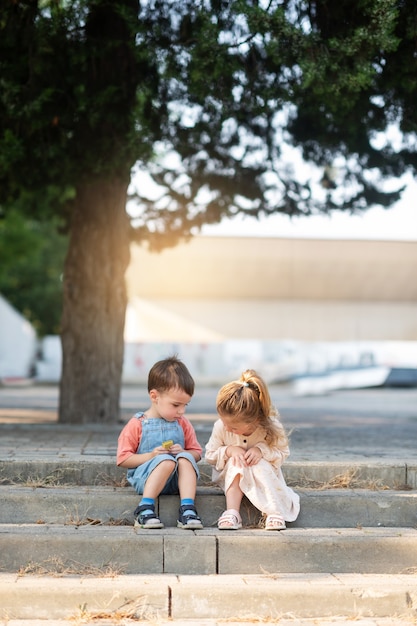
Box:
125 236 417 343
34 236 417 386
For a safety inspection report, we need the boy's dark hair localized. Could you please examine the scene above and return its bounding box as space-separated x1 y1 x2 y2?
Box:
147 355 195 396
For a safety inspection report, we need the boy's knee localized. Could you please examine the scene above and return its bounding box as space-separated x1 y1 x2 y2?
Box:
177 455 196 469
162 458 176 467
177 455 198 477
157 458 176 473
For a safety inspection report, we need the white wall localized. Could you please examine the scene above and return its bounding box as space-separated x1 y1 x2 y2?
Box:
0 295 37 379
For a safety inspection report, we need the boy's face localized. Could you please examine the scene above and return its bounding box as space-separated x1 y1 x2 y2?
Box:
149 387 192 421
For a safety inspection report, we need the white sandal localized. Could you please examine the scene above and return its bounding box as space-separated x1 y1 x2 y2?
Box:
217 509 242 530
265 513 286 530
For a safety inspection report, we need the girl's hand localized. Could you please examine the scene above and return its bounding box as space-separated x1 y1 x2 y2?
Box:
226 445 246 467
244 446 262 466
226 445 245 458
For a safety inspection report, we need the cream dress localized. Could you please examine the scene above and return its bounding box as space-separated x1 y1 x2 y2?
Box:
205 418 300 521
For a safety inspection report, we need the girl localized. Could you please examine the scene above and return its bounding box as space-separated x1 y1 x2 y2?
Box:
205 369 300 530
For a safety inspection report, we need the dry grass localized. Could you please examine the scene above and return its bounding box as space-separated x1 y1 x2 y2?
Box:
240 499 264 529
0 471 69 487
96 472 129 488
291 468 393 491
61 503 132 527
16 556 125 578
0 469 129 488
69 597 162 625
65 516 132 527
63 504 102 526
394 482 413 491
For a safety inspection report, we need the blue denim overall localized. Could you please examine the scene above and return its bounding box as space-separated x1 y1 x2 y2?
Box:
127 412 200 495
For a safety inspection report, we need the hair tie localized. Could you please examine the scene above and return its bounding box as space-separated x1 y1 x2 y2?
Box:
241 381 249 387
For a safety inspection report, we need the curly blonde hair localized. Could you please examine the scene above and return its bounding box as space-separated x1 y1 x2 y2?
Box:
216 369 288 448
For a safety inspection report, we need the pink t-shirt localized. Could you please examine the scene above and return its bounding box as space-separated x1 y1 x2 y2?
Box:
117 415 202 466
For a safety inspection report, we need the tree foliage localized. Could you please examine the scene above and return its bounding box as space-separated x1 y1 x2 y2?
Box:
128 0 416 248
2 1 415 237
0 0 416 421
0 211 67 336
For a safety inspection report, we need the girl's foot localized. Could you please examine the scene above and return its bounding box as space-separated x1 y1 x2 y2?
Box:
265 513 286 530
134 504 164 529
217 509 242 530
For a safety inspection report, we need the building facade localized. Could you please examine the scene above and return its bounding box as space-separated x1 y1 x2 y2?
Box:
125 236 417 343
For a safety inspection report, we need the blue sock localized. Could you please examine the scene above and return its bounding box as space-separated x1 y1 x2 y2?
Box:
140 497 155 511
181 498 195 514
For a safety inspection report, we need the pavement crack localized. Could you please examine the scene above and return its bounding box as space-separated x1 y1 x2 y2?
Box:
81 432 93 455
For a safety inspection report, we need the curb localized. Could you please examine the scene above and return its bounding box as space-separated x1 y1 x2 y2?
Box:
1 573 417 621
2 525 417 576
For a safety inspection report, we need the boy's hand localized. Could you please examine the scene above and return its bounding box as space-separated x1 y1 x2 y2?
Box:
168 443 183 456
154 445 170 455
158 441 184 456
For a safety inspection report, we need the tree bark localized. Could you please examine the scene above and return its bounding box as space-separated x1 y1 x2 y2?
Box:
59 177 131 424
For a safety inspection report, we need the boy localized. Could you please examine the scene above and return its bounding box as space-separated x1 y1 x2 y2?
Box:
117 355 203 529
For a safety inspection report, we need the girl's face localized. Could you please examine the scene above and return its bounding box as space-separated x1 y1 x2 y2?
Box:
149 387 191 421
220 415 259 437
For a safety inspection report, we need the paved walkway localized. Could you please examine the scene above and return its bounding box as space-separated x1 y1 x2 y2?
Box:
0 385 416 463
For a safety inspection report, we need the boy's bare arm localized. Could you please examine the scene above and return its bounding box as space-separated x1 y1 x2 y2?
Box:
118 446 172 468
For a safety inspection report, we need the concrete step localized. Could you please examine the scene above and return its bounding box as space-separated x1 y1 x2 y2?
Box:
1 458 415 488
5 612 416 626
1 524 417 575
1 572 417 621
0 484 416 529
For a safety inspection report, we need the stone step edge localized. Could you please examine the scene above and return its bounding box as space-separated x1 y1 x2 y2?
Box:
3 523 415 534
1 573 416 621
3 615 416 626
0 483 414 502
1 483 413 493
2 526 417 577
2 523 416 532
1 459 415 488
1 485 416 529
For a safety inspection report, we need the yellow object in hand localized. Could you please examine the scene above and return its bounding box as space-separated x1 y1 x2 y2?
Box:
162 440 173 449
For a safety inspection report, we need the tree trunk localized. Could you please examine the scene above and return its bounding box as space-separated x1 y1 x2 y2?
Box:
59 177 131 424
